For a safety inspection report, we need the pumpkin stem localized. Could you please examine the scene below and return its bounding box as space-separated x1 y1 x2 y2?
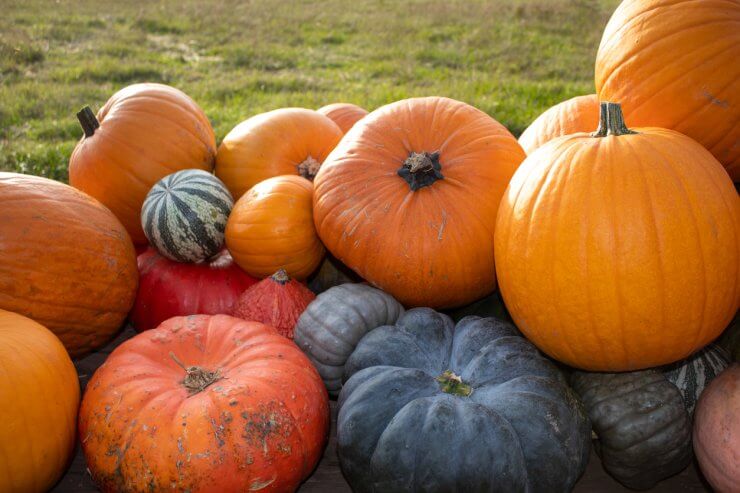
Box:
77 106 100 138
169 352 221 396
591 102 637 138
271 269 291 284
297 156 321 181
436 370 473 397
398 151 444 191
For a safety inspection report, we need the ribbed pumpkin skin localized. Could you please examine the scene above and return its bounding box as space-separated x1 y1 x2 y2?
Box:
495 127 740 371
69 83 216 245
662 343 730 416
314 97 526 308
226 175 325 280
317 103 368 134
0 310 80 493
518 94 600 154
0 172 139 358
595 0 740 180
215 108 343 200
79 314 330 493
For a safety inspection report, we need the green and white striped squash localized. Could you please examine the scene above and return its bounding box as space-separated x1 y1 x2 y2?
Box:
141 169 233 263
662 343 730 416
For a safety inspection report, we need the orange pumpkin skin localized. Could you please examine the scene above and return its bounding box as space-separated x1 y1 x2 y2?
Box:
317 103 369 134
226 175 325 280
69 83 216 245
595 0 740 181
495 105 740 371
79 314 329 493
0 310 80 493
215 108 343 200
0 172 138 358
313 97 525 309
518 94 600 154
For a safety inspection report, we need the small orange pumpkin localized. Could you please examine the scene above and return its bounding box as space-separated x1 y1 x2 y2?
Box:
317 103 369 134
518 94 600 154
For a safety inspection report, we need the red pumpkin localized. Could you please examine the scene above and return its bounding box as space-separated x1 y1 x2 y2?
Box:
130 248 257 332
232 269 315 339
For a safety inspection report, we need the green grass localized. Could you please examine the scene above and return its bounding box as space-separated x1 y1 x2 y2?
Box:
0 0 619 182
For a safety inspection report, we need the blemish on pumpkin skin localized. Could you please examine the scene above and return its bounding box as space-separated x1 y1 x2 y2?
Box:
701 90 729 108
249 477 276 491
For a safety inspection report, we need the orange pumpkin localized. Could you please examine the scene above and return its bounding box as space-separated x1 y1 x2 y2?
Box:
313 96 526 308
317 103 369 134
69 83 216 245
495 103 740 371
0 172 138 358
0 309 80 493
215 108 343 200
226 175 325 280
79 314 329 493
596 0 740 181
518 94 600 154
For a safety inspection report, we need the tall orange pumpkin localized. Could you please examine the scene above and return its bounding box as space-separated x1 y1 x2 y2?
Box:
595 0 740 181
317 103 369 134
215 108 343 200
0 309 80 493
495 103 740 371
313 96 526 308
518 94 600 154
226 175 325 280
69 83 217 245
0 172 139 357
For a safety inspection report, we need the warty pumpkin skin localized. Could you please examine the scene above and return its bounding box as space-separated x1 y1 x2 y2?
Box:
495 103 740 371
313 96 526 309
69 83 217 245
518 94 600 154
0 172 139 358
79 314 330 493
215 108 343 200
595 0 740 180
317 103 368 134
0 310 80 493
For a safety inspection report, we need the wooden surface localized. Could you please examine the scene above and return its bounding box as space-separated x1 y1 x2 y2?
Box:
53 327 710 493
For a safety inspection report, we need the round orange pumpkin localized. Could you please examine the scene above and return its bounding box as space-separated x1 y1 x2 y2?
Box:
69 83 216 245
595 0 740 181
79 314 329 493
226 175 325 280
0 172 139 358
518 94 600 154
215 108 343 200
313 96 526 308
0 309 80 493
495 103 740 371
317 103 369 134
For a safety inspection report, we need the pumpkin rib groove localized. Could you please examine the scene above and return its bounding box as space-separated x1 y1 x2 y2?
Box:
113 102 215 150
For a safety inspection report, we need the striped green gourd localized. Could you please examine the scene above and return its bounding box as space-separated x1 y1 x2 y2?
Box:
662 343 730 416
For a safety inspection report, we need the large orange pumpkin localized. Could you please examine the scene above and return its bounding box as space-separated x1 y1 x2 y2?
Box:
0 310 80 493
226 175 325 280
313 96 526 308
317 103 369 134
595 0 740 181
215 108 343 200
495 103 740 371
79 314 329 493
69 83 216 245
518 94 600 154
0 172 139 358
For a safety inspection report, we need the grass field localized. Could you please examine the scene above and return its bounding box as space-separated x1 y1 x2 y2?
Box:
1 0 619 182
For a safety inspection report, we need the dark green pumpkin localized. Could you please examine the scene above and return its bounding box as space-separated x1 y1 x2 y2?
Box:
307 254 361 294
447 290 511 322
718 312 740 362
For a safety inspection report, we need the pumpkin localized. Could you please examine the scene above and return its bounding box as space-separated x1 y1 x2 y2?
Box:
79 314 329 493
294 283 404 396
448 289 511 323
719 314 740 362
226 175 325 280
307 254 362 294
141 169 234 263
0 309 80 493
69 83 216 245
130 247 257 332
313 96 526 309
595 0 740 180
317 103 368 134
570 369 692 490
232 269 315 339
338 309 590 492
0 172 139 358
495 102 740 371
215 108 343 200
662 343 731 416
518 94 600 154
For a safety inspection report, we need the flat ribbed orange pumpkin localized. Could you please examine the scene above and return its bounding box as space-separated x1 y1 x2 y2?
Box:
313 96 526 308
518 94 600 154
495 103 740 371
0 172 139 358
215 108 343 200
596 0 740 181
69 83 216 245
317 103 369 134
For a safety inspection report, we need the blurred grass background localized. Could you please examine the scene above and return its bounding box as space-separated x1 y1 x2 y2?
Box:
1 0 619 182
